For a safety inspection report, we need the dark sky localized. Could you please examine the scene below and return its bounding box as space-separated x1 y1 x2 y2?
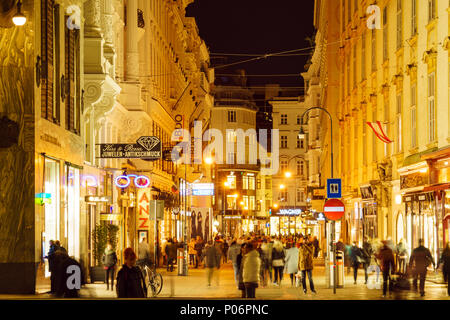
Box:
186 0 315 88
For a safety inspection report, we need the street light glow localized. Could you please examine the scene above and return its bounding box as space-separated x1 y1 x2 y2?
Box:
298 127 306 140
279 184 285 190
12 1 26 26
284 171 292 178
204 157 213 164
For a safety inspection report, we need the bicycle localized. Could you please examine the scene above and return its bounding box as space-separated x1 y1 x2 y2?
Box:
138 261 163 297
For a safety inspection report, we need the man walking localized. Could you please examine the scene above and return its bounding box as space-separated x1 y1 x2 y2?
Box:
227 239 241 288
203 240 221 286
194 236 205 268
361 237 373 284
298 236 316 294
409 239 435 297
375 240 395 298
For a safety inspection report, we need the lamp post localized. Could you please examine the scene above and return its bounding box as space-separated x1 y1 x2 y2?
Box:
298 106 336 294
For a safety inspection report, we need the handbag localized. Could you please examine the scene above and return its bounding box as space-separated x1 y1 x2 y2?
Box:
272 259 284 267
295 271 302 287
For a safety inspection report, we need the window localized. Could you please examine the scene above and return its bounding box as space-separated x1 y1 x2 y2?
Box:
428 0 436 22
281 114 288 125
243 175 248 190
428 73 436 142
281 135 288 148
226 175 236 189
396 0 402 50
297 160 304 176
65 20 81 134
265 178 271 190
297 137 304 149
281 160 288 173
226 195 237 210
396 95 402 153
297 115 301 125
411 84 417 148
279 191 288 202
411 0 417 36
383 7 388 61
227 153 235 164
249 196 255 210
361 33 366 80
256 178 261 190
243 195 249 209
297 189 304 203
248 176 255 190
228 110 236 122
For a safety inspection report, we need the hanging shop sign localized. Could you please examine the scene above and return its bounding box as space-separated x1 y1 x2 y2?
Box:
100 213 122 221
137 188 151 229
278 209 302 216
149 200 164 220
84 196 111 203
174 114 184 141
192 183 214 196
99 136 161 160
115 174 150 188
308 186 325 200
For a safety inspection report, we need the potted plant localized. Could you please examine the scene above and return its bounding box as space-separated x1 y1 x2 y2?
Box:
90 223 107 283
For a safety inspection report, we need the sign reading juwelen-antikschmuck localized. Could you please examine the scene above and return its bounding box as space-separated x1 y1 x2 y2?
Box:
99 136 162 160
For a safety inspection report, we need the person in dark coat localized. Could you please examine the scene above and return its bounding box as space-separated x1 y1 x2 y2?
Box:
409 239 435 297
312 236 320 258
54 251 85 298
236 243 248 298
165 238 178 272
116 248 147 298
45 240 57 293
350 242 363 284
375 240 395 297
437 243 450 296
194 236 205 268
102 242 118 291
361 237 373 284
202 240 221 286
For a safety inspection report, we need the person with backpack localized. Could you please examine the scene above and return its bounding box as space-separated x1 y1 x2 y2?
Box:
409 238 435 297
116 248 147 298
102 242 118 291
350 241 363 284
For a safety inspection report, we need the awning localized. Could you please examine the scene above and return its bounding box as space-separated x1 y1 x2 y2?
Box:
422 183 450 193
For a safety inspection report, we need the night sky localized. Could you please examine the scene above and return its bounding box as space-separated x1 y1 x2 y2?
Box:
186 0 315 89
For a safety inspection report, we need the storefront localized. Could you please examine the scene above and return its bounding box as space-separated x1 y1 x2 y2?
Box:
360 184 378 241
269 207 307 236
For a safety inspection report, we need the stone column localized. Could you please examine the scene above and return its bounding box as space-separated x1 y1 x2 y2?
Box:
84 0 102 37
126 0 139 82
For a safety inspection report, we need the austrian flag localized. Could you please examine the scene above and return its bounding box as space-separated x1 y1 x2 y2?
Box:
366 121 393 143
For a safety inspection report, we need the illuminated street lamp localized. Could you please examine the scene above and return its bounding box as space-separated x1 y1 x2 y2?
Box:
204 156 213 165
12 1 27 26
284 171 292 178
279 184 285 190
273 203 278 209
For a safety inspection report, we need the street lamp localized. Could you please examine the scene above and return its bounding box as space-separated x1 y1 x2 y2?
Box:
298 106 336 293
279 184 285 190
284 171 292 178
12 1 27 26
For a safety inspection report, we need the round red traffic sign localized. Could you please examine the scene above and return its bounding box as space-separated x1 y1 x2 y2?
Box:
323 199 345 221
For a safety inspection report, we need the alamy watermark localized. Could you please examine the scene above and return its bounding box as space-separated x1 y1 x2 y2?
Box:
366 5 381 30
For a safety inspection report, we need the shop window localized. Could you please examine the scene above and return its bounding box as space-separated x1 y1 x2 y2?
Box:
396 212 404 244
226 175 236 189
248 176 255 190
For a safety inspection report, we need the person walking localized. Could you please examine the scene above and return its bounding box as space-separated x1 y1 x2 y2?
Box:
194 236 205 268
350 241 363 284
116 248 147 298
409 238 435 297
227 239 241 288
236 243 247 298
283 242 299 287
161 238 168 267
188 238 197 266
45 240 57 293
375 240 395 298
271 240 285 286
102 242 118 291
361 237 373 284
242 242 261 298
222 239 229 264
312 236 320 258
137 237 151 268
437 243 450 296
395 238 408 274
54 250 85 298
165 238 177 272
298 236 316 294
203 240 221 287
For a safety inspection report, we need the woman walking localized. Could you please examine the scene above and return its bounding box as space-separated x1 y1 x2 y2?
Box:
283 242 299 287
242 242 261 298
271 240 285 286
102 242 117 291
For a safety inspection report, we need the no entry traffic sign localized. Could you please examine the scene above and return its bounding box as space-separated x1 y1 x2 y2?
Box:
323 199 345 221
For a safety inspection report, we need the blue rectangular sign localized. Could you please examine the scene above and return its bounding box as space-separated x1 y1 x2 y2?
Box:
327 179 342 199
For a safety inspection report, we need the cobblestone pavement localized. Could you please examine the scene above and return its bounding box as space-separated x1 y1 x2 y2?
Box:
0 262 448 300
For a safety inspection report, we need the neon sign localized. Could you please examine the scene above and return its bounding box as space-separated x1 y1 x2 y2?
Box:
114 174 150 189
81 175 98 187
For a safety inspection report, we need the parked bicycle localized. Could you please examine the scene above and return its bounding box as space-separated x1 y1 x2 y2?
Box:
137 261 163 297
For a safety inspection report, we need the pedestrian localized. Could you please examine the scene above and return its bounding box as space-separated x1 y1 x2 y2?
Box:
55 240 67 254
137 237 151 268
45 240 57 293
283 242 299 287
259 239 271 287
116 248 147 298
237 243 247 298
202 240 221 286
161 238 168 267
361 237 373 284
312 236 320 258
298 236 317 294
437 243 450 296
227 239 242 288
194 236 205 268
54 250 85 298
222 239 229 264
102 242 118 291
409 238 435 297
395 238 408 274
350 241 363 284
165 238 177 272
243 242 260 298
375 240 395 298
188 238 197 266
271 240 285 286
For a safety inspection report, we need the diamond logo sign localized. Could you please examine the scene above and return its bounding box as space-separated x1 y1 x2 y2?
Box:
137 136 160 151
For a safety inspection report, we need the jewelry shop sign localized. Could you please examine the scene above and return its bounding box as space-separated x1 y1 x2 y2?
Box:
99 136 161 160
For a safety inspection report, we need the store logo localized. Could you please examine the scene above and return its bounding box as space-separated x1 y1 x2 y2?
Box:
66 5 81 30
66 265 81 290
366 5 381 30
115 174 150 188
